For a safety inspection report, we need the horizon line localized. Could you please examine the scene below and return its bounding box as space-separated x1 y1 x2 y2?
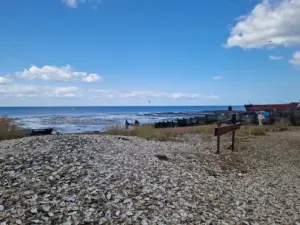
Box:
0 105 244 107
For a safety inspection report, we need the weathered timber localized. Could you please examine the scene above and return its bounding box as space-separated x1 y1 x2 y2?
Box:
214 124 241 136
215 122 241 154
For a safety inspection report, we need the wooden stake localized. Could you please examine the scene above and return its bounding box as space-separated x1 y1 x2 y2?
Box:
216 122 221 154
232 124 235 151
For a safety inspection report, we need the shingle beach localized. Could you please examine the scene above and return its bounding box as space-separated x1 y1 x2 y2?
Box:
1 132 299 225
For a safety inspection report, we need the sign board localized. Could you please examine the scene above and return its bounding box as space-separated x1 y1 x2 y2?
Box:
214 124 240 136
214 123 241 154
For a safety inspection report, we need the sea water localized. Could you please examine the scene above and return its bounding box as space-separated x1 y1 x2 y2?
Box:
0 106 244 133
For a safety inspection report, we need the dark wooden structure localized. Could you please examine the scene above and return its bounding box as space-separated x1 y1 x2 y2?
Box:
214 114 241 154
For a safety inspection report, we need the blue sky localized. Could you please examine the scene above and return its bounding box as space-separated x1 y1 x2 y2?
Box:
1 0 300 106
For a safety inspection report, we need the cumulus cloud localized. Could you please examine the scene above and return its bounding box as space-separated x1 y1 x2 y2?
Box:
269 55 284 60
82 73 103 82
289 51 300 66
225 0 300 49
0 76 12 84
16 65 102 82
212 76 224 80
89 89 218 99
0 85 82 98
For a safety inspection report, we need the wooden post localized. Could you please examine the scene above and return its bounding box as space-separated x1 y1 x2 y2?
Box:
231 114 236 152
216 122 221 154
231 125 235 151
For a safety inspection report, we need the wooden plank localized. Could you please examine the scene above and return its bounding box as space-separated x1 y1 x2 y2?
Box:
214 124 240 136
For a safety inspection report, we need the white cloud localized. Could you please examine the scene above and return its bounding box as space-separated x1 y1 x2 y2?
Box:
269 55 284 60
52 87 82 97
212 76 224 80
0 85 82 98
90 89 218 99
289 51 300 66
61 0 100 8
16 65 102 83
82 73 103 82
0 76 12 84
61 0 80 8
225 0 300 49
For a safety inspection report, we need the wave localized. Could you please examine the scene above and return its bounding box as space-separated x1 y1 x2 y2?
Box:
15 113 186 133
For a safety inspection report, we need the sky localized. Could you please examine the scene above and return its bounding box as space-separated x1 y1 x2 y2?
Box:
1 0 300 106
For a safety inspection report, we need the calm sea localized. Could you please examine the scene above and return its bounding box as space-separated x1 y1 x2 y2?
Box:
0 106 244 133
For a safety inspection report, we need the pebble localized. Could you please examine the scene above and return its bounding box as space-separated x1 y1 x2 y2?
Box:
42 205 50 212
141 219 149 225
0 205 4 212
30 208 38 214
125 211 134 216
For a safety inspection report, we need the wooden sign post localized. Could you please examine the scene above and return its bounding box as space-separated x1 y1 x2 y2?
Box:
214 116 240 154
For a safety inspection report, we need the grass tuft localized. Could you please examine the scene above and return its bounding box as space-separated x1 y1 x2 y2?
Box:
105 125 169 141
105 122 297 141
269 121 290 131
248 126 266 136
105 124 217 141
0 116 27 141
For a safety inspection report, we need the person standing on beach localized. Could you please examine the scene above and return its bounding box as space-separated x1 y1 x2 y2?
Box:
257 112 264 126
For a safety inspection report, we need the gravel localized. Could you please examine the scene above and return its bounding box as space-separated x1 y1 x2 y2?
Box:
0 133 299 224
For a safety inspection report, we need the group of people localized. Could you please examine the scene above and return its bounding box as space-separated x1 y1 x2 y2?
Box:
125 119 140 129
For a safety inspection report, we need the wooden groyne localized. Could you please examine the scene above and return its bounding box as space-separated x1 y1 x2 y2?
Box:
149 109 300 128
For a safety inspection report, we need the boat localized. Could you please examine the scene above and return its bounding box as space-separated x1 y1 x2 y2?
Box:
244 102 300 112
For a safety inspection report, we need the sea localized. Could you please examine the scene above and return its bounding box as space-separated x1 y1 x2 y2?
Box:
0 106 245 133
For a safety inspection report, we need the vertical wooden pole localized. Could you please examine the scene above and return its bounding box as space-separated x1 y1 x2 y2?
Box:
231 125 235 151
216 122 221 154
231 114 237 152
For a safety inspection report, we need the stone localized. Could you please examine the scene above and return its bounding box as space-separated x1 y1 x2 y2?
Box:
141 219 149 225
125 211 134 216
0 205 4 212
42 206 51 212
123 199 132 204
30 208 38 214
106 192 112 200
115 210 121 217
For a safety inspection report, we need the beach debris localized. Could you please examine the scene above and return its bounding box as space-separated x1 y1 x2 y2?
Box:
116 137 130 141
155 154 169 161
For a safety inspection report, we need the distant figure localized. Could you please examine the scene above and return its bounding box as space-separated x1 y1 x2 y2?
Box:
125 120 130 129
134 119 140 126
257 112 265 126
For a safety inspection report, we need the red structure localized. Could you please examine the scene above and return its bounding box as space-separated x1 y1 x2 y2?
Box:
244 102 300 112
